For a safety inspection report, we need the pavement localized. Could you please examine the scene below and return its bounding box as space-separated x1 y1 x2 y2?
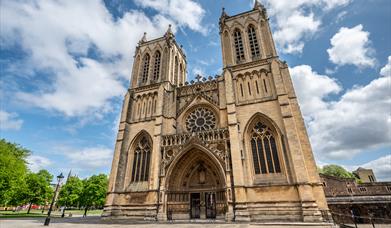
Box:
1 216 388 228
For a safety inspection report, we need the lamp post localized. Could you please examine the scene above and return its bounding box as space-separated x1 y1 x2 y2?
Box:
44 173 64 226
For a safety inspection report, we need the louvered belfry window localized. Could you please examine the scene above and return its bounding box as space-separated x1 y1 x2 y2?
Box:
131 136 151 182
248 25 260 58
141 54 150 84
233 29 245 62
153 51 161 81
250 122 281 174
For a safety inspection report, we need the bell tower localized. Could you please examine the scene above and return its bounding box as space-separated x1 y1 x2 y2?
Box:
220 2 277 68
130 25 187 88
218 1 330 222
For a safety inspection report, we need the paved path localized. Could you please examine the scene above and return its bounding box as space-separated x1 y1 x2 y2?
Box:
0 217 339 228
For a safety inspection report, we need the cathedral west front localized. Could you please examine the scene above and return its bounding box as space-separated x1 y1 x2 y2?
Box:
103 2 330 222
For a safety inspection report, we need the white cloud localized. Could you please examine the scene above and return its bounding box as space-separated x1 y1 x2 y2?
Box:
361 155 391 181
27 155 52 172
134 0 207 35
290 65 341 119
327 24 375 68
0 0 204 117
192 67 206 77
64 146 113 169
0 110 23 130
380 56 391 77
291 64 391 160
263 0 351 54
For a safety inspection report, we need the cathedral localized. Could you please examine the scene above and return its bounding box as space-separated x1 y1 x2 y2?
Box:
103 2 330 222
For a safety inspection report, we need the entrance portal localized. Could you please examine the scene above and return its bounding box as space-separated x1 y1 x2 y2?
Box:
165 148 226 220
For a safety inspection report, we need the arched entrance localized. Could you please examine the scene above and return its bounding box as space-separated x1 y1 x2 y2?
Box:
165 147 227 220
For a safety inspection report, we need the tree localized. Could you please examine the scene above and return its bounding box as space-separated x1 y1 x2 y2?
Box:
319 164 355 179
0 139 30 206
58 176 84 211
79 174 108 216
21 170 53 213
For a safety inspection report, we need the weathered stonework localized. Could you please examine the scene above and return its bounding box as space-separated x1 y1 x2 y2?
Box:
103 3 330 223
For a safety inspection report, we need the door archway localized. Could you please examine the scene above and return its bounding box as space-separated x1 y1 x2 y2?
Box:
165 147 227 219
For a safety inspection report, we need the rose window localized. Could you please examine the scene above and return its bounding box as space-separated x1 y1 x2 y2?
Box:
186 107 216 132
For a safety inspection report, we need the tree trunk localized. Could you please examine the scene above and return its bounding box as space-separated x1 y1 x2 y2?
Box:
84 207 88 217
27 202 32 214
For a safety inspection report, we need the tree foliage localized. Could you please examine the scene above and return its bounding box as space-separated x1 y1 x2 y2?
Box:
58 176 83 207
319 164 355 179
79 174 108 215
0 139 30 205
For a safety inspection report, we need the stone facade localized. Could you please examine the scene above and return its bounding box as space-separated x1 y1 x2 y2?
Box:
353 167 377 183
103 3 330 222
320 174 391 223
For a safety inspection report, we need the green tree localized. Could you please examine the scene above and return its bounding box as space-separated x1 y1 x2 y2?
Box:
21 170 53 213
0 139 30 206
79 174 108 216
319 164 355 179
58 176 84 211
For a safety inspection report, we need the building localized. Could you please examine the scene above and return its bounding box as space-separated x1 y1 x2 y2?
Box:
353 167 377 183
103 2 330 222
320 174 391 223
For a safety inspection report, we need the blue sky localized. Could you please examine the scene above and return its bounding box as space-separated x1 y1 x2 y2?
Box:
1 0 390 180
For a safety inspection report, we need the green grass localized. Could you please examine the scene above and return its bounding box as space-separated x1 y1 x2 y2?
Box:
0 209 103 218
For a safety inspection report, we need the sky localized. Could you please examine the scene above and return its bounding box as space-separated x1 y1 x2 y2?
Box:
0 0 390 180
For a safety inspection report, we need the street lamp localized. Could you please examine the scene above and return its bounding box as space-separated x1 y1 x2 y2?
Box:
44 173 64 226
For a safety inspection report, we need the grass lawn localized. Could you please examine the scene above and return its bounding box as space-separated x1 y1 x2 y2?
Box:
0 209 103 218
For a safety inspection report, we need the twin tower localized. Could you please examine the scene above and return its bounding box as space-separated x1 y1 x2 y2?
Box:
103 3 330 223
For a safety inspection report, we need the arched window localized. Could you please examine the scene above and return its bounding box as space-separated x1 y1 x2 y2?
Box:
248 25 260 58
250 121 281 174
233 29 245 62
153 51 161 81
174 56 178 84
141 54 150 84
131 136 151 182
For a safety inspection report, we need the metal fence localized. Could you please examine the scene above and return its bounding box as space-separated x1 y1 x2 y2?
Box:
331 212 391 228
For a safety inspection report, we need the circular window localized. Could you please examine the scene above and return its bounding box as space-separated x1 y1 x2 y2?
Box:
186 107 217 132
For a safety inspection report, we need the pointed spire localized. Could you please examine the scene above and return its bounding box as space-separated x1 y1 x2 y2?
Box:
141 32 147 42
220 7 228 19
66 169 72 183
164 24 174 40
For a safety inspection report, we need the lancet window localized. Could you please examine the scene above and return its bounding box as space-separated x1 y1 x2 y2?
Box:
153 51 161 81
233 29 245 62
131 136 151 182
250 121 281 174
141 54 150 84
248 25 260 58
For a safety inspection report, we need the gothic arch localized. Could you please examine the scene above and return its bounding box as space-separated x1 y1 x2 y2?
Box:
244 113 288 182
164 142 226 190
126 130 153 185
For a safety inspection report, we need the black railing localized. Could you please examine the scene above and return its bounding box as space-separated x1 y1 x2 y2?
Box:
331 212 391 228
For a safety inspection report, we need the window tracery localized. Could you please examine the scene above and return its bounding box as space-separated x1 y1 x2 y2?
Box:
233 29 245 62
248 25 260 58
141 54 150 84
153 51 161 81
131 136 151 182
186 107 217 132
250 121 281 174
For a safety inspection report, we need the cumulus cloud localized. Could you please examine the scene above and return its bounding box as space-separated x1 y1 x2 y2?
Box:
64 146 113 169
263 0 351 54
327 25 375 68
291 64 391 160
0 0 205 117
361 155 391 181
380 56 391 77
27 155 52 172
289 65 341 118
134 0 207 35
0 110 23 130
